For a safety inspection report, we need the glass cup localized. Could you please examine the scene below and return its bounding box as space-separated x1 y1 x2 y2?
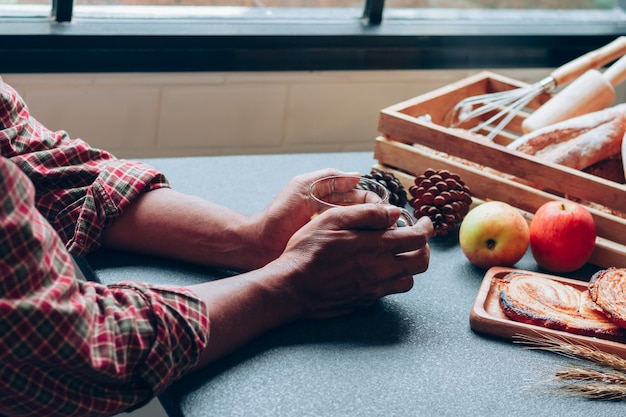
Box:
308 175 415 227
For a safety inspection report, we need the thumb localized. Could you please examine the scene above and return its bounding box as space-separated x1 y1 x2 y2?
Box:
322 204 400 231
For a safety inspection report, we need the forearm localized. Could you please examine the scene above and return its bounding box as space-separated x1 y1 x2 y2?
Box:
101 168 351 271
187 206 433 368
102 188 269 271
189 259 302 367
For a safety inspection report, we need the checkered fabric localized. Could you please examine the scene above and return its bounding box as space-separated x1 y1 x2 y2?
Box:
0 78 210 416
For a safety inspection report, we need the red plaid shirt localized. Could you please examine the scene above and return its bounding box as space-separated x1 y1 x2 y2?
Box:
0 78 210 416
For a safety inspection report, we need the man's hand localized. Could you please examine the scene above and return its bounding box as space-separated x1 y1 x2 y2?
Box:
247 168 359 269
274 203 434 319
191 202 433 366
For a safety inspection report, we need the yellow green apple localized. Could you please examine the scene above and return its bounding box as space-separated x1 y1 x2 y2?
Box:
459 201 530 269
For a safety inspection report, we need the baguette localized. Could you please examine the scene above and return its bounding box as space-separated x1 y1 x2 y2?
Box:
507 104 626 171
582 153 625 184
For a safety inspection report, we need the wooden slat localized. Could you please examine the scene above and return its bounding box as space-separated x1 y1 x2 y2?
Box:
373 137 626 268
379 105 625 213
375 71 626 269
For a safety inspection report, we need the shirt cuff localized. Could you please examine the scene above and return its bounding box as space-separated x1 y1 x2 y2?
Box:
105 281 210 396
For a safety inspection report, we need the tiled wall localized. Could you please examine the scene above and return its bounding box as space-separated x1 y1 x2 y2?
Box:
5 69 624 159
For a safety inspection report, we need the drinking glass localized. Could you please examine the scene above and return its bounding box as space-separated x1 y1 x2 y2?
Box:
308 175 415 227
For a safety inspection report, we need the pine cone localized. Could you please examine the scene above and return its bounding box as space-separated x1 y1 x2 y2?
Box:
364 168 408 208
409 168 472 237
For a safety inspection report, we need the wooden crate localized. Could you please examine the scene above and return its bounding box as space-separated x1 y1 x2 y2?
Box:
374 71 626 269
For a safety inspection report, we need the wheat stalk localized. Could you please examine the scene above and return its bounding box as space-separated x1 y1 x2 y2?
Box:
554 380 626 401
556 366 626 384
513 332 626 401
514 332 626 372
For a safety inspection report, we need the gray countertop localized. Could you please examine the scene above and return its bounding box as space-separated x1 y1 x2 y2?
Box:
87 152 623 417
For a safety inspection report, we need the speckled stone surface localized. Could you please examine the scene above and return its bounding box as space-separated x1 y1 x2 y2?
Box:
89 152 623 417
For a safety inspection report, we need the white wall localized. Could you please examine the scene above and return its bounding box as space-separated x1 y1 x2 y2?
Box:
2 68 586 159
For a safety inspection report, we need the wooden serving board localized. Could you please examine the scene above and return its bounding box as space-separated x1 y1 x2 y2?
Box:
469 266 626 360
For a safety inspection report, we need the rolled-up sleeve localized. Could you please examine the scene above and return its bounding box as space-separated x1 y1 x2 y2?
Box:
0 77 170 257
0 79 210 416
0 152 210 417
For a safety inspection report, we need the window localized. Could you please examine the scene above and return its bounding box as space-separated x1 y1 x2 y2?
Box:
1 0 625 73
74 0 365 5
387 1 617 8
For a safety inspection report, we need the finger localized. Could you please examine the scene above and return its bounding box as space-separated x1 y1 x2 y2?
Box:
414 215 435 239
385 275 415 295
362 274 414 302
349 235 429 288
364 241 430 285
394 244 431 275
310 175 362 201
373 215 434 256
320 204 400 231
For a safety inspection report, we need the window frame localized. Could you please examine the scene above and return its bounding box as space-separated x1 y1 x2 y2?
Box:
1 1 625 73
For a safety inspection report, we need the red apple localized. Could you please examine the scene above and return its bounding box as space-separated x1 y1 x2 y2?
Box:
459 201 530 269
529 200 596 273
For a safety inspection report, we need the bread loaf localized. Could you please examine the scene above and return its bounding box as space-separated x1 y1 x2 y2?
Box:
582 153 625 183
507 103 626 171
